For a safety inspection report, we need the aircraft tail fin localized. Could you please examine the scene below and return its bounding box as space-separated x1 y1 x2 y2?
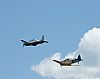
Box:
41 35 48 43
41 35 44 41
77 54 83 61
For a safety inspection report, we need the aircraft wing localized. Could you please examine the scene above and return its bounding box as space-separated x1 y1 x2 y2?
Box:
29 39 35 41
28 39 38 43
21 40 27 43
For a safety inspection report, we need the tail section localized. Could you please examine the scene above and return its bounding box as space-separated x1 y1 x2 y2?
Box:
44 41 48 43
41 35 48 43
77 54 82 61
41 35 44 41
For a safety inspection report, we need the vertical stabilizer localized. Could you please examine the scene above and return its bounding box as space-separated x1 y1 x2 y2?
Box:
41 35 44 41
77 54 82 61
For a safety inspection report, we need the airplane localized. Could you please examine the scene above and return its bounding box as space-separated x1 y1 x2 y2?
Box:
21 35 48 47
53 54 83 66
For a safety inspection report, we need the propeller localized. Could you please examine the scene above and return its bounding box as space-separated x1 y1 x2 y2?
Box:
23 43 24 47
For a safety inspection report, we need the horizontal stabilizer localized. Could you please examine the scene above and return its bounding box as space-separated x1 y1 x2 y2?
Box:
44 41 48 43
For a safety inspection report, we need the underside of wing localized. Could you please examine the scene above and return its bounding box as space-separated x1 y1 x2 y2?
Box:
70 64 80 66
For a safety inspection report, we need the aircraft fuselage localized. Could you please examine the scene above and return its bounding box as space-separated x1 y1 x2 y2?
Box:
23 40 48 46
53 54 83 66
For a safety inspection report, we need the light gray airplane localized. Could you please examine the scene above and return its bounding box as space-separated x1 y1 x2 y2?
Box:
21 35 48 47
53 54 83 66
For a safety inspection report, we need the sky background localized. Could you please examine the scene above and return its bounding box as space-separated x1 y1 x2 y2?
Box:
0 0 100 79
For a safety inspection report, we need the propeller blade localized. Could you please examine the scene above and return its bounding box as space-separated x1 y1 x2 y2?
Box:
23 44 24 47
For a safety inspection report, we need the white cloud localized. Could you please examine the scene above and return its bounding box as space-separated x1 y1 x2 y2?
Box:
32 27 100 79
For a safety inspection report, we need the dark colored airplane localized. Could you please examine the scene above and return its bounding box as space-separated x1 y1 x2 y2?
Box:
21 35 48 47
53 54 83 66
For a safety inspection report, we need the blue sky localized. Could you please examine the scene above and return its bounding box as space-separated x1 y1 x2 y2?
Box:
0 0 100 79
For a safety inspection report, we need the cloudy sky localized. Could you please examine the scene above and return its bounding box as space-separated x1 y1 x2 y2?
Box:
0 0 100 79
32 28 100 79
